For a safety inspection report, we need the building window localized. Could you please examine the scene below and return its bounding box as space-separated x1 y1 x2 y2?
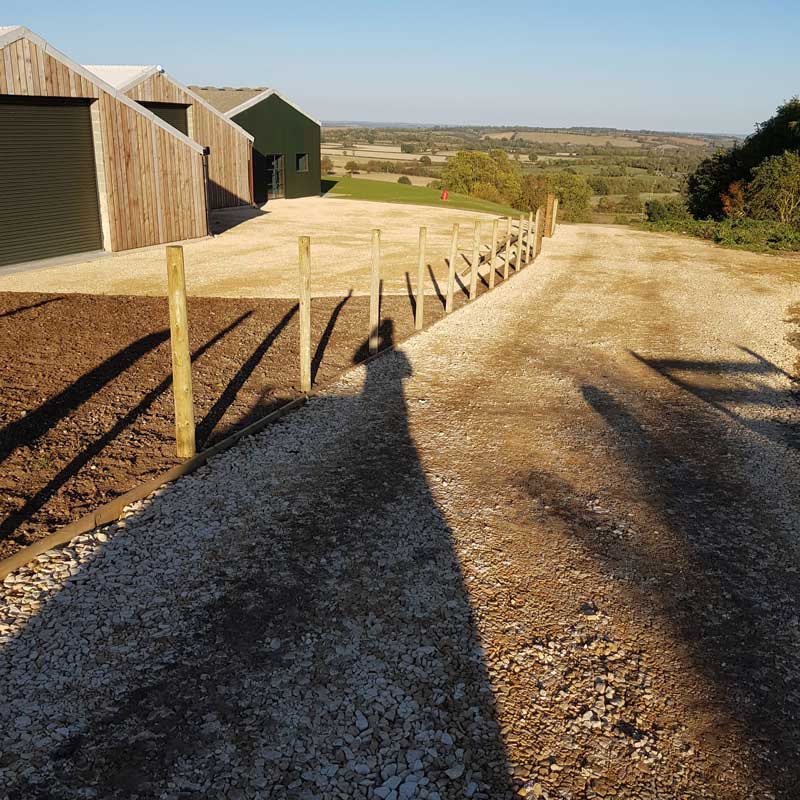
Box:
295 153 309 173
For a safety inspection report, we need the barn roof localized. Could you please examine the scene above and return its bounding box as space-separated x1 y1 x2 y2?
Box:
84 65 255 143
0 26 204 154
191 86 320 126
83 64 158 91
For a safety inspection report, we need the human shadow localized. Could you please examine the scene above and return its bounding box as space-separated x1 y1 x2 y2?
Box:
567 380 800 796
0 320 514 799
0 313 252 546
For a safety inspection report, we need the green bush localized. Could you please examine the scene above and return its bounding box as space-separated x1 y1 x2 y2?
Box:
645 197 692 223
644 216 800 252
397 175 412 185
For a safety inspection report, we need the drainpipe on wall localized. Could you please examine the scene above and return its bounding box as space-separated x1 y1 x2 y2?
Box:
201 146 212 237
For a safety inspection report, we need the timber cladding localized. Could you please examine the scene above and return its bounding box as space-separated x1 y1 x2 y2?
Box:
127 73 252 210
0 30 208 254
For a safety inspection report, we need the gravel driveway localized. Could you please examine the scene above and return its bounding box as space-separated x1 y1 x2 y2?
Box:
1 225 799 799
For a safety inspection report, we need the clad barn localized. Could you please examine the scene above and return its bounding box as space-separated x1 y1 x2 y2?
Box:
0 26 209 268
85 65 254 210
191 86 320 203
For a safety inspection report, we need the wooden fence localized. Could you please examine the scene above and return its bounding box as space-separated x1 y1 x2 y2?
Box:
163 193 560 458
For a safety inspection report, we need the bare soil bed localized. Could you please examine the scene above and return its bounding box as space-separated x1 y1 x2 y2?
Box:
0 283 478 560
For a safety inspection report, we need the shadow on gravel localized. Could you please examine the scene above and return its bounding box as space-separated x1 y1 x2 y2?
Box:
1 320 514 799
631 347 800 448
560 378 800 797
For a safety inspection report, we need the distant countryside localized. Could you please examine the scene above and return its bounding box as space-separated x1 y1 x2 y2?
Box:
322 102 800 252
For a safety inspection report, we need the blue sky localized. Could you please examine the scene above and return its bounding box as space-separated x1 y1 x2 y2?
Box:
5 1 799 134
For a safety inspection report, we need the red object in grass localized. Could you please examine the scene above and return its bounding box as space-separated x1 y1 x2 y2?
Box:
440 189 449 201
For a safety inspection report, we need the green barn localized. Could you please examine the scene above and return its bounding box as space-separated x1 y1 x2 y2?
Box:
191 86 320 203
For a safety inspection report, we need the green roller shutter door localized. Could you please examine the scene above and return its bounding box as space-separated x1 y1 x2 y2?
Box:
0 97 103 268
139 102 189 136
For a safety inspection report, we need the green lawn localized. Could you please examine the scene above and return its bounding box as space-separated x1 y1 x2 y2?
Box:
321 175 521 216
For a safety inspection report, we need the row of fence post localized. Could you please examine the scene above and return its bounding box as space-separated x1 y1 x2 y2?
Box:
163 193 559 459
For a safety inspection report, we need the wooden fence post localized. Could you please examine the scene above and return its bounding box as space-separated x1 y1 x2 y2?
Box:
415 226 426 330
469 221 481 300
534 206 543 258
298 236 311 392
488 218 499 289
503 216 512 280
517 214 525 268
370 229 381 353
551 197 559 235
445 222 459 313
166 245 196 459
526 211 534 261
545 193 555 238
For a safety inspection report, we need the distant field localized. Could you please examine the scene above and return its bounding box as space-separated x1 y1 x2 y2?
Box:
329 171 431 187
322 146 449 164
485 130 644 148
322 175 520 216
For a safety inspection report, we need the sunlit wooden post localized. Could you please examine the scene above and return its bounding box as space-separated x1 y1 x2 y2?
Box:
517 214 525 268
488 218 499 289
298 236 311 392
545 193 555 238
369 229 381 353
534 206 543 258
166 245 196 458
503 216 512 280
445 222 459 313
551 197 560 235
526 211 534 261
415 226 426 331
469 221 481 300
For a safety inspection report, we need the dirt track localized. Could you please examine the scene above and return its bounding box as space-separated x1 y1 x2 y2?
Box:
2 224 800 798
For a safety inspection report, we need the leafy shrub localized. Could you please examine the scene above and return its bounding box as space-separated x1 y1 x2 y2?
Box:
520 172 592 222
645 197 691 223
397 175 412 185
644 216 800 252
470 181 505 204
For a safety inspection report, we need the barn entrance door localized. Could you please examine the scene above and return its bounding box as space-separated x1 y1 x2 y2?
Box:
265 154 285 200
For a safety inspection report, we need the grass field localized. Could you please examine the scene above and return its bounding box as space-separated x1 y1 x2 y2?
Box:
322 175 520 216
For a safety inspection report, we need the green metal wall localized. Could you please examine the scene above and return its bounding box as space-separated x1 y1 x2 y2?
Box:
231 93 320 200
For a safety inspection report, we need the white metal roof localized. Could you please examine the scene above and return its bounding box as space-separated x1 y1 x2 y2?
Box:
82 64 159 91
85 65 255 144
0 26 204 154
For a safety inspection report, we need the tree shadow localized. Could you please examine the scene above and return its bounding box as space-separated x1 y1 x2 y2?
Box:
630 347 800 448
547 375 800 796
0 313 253 546
0 319 515 799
